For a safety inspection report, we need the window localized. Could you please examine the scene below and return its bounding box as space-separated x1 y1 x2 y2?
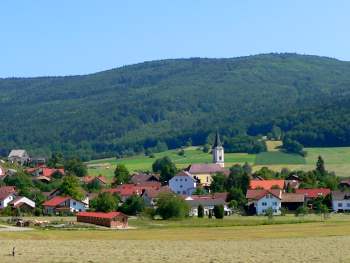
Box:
185 179 187 182
177 191 180 194
180 179 183 181
262 202 267 206
219 156 222 160
347 203 350 207
273 202 277 206
180 185 183 188
73 201 76 206
274 209 277 213
262 209 266 213
175 179 178 181
338 203 343 207
182 191 186 195
206 177 209 182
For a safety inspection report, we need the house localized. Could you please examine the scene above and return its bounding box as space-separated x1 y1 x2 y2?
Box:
131 172 160 184
0 186 16 209
82 175 108 187
77 211 128 228
339 179 350 189
185 163 228 187
105 182 162 201
8 196 36 213
43 196 88 215
250 179 285 190
169 171 197 196
285 174 301 190
30 157 46 167
142 186 172 207
295 188 331 202
281 193 305 210
331 191 350 212
184 194 231 216
8 149 30 165
26 166 65 178
246 189 282 215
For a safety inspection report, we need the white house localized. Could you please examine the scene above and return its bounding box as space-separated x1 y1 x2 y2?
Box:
246 189 282 215
169 171 197 195
184 195 231 216
332 191 350 212
0 186 16 209
8 149 30 165
43 196 88 215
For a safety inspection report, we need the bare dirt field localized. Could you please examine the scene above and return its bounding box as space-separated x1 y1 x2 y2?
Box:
2 218 350 263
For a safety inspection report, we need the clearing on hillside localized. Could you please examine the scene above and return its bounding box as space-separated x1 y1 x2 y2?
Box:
255 151 306 165
265 140 283 151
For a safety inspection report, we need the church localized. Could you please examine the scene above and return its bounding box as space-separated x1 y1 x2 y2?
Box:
185 131 228 187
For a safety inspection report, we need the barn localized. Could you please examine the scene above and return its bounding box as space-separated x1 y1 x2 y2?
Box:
76 211 128 228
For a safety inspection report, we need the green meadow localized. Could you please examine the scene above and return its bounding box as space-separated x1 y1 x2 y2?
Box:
87 144 350 178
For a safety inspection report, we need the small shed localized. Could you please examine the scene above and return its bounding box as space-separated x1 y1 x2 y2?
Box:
77 211 128 228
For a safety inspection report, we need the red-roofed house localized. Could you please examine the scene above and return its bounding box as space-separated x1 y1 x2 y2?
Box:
43 196 88 215
27 166 65 178
77 211 128 228
246 189 282 215
295 188 331 201
250 179 285 190
105 182 162 201
142 186 172 207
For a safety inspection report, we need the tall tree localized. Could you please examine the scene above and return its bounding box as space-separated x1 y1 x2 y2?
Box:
59 175 83 200
316 155 326 176
114 164 131 185
152 157 176 184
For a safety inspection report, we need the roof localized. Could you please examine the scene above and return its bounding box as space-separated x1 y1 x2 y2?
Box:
246 189 282 200
43 196 70 207
340 179 350 186
250 179 285 190
212 130 222 148
332 191 350 201
142 186 171 199
0 186 16 200
34 176 51 182
295 188 331 198
77 211 126 219
187 163 227 174
83 175 108 184
105 182 162 197
8 196 35 208
8 149 27 158
186 198 226 207
185 192 228 201
131 173 159 184
281 193 305 203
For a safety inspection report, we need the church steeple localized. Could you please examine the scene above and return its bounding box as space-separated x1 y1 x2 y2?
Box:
212 130 224 167
212 130 222 148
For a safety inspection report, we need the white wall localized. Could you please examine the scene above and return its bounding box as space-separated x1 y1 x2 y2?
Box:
256 194 281 215
69 199 87 212
332 200 350 211
169 175 196 195
0 194 15 209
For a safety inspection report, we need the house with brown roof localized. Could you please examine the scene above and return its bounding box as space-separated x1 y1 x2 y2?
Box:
141 186 172 207
131 172 160 184
77 211 128 228
82 175 108 187
9 196 36 213
43 196 88 215
246 189 282 215
281 192 305 210
295 188 331 202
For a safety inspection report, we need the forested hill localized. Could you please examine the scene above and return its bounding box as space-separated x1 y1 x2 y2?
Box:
1 53 350 160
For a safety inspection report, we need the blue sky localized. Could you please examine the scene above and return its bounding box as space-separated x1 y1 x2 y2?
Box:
1 0 349 77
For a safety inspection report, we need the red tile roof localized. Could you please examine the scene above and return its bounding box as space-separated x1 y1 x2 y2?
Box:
250 180 285 190
43 196 70 207
295 188 331 198
105 182 162 197
77 211 126 219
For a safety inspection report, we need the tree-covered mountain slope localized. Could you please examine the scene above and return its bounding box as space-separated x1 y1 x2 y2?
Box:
1 53 350 159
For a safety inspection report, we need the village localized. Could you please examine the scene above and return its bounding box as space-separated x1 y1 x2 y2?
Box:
0 131 348 229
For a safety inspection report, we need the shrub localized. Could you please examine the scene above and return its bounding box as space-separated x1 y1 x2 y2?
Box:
295 205 308 217
119 195 145 215
213 205 224 219
156 192 189 219
265 207 274 220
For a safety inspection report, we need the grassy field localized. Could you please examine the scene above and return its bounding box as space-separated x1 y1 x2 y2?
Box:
2 215 350 262
87 144 350 178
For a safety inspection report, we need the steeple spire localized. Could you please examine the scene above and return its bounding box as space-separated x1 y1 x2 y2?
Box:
212 130 222 148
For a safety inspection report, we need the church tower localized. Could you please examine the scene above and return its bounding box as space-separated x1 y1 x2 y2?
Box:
212 130 224 167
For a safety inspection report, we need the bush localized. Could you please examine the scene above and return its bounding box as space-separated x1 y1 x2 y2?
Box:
119 195 145 215
295 205 308 217
197 205 204 218
92 192 118 212
141 207 156 219
265 207 274 220
156 192 189 219
213 205 224 219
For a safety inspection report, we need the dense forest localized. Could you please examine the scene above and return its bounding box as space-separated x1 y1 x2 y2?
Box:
1 53 350 160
